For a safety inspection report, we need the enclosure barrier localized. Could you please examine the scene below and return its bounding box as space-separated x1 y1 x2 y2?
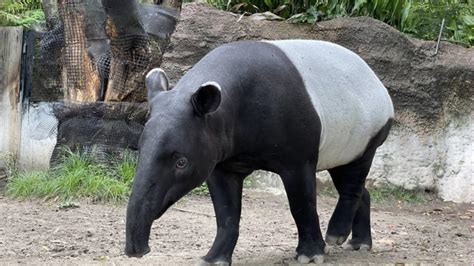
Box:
0 27 23 174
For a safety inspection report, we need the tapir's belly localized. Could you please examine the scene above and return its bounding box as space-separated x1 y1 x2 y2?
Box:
266 40 394 171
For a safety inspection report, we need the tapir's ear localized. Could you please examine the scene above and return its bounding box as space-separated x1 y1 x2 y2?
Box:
191 81 222 116
146 68 169 101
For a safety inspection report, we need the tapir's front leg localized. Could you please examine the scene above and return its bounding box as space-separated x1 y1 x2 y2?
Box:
200 168 247 265
280 161 326 263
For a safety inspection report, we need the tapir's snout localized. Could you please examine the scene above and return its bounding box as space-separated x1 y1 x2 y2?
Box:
125 183 157 259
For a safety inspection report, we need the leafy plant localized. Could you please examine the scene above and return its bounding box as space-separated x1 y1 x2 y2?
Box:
225 0 294 17
207 0 230 10
0 0 44 27
288 6 320 23
404 0 473 46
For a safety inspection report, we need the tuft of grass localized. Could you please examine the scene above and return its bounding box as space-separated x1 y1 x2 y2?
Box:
190 175 256 196
5 171 51 198
6 149 137 203
319 183 428 203
115 152 138 188
368 186 428 203
191 183 210 196
7 148 259 202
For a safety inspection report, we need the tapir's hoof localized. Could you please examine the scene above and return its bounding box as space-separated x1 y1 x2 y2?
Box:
124 245 150 258
325 234 348 245
297 254 324 264
342 242 371 251
197 258 230 266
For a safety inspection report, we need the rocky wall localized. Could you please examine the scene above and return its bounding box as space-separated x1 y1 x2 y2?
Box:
161 3 473 202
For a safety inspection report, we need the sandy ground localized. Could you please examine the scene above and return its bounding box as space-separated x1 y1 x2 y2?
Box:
0 190 472 265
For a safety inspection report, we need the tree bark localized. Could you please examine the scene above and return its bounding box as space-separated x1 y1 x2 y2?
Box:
102 0 182 102
102 0 150 102
59 0 101 102
42 0 58 28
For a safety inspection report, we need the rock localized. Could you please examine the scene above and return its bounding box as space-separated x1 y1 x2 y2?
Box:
162 3 473 203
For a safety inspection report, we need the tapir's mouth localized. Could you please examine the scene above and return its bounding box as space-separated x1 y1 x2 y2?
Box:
125 245 151 258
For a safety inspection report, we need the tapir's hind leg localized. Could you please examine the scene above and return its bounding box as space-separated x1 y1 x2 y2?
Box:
344 187 372 250
280 161 326 263
325 119 392 248
325 153 374 247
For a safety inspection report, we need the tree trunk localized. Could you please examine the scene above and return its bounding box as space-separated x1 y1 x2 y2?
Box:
102 0 182 102
102 0 150 102
59 0 101 102
42 0 58 28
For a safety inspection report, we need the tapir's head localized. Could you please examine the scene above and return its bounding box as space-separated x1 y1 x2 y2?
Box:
125 68 222 257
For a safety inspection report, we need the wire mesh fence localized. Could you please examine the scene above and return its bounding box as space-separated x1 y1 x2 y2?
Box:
22 0 180 168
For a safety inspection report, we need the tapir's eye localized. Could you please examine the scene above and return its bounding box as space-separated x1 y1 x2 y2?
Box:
176 158 188 169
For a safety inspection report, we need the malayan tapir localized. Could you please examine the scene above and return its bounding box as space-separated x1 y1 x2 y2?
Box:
125 40 394 264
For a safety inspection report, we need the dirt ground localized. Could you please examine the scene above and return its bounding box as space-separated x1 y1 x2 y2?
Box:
0 189 472 265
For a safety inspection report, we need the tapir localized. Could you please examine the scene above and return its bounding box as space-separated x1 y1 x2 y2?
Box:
125 40 394 264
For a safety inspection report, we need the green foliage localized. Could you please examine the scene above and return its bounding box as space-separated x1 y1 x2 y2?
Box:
404 0 473 46
207 0 473 46
0 0 44 27
6 149 136 203
190 175 255 196
191 183 210 195
288 6 320 23
207 0 231 10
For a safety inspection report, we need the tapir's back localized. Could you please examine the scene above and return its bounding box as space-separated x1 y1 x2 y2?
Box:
265 40 394 171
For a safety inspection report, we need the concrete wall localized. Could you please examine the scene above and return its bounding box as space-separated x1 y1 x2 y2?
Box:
18 102 57 171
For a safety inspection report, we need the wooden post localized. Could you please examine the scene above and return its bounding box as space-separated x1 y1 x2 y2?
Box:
0 27 23 167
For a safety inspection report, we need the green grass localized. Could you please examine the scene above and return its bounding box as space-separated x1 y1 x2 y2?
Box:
190 175 256 196
6 148 255 202
10 149 426 204
191 183 211 196
6 149 136 203
368 186 428 203
319 184 428 203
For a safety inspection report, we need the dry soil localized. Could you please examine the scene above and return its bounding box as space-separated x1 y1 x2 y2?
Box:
0 190 472 265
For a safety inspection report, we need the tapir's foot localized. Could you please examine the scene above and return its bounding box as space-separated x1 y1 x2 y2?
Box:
296 254 324 264
197 258 229 266
325 233 349 246
295 241 326 264
341 238 372 251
